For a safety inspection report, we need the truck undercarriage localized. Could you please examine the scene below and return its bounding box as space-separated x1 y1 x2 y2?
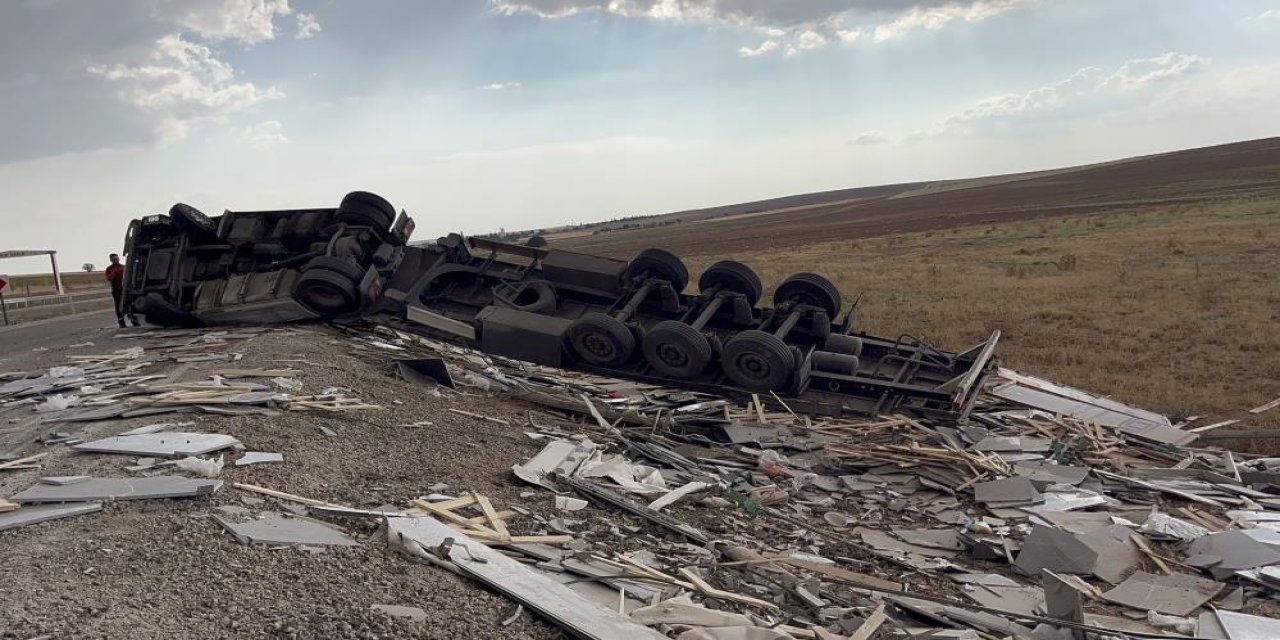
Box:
121 192 1000 420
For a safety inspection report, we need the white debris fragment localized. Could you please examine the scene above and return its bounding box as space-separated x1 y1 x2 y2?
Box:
36 394 79 412
175 455 225 478
272 377 302 391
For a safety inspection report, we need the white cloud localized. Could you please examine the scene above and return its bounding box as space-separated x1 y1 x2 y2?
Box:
237 120 288 148
1241 8 1280 28
481 82 523 90
295 13 321 39
738 40 779 57
88 35 283 143
872 0 1024 42
851 131 891 145
155 0 294 45
492 1 1032 56
917 52 1207 137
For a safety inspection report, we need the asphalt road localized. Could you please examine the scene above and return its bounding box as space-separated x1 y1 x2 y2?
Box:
0 308 121 362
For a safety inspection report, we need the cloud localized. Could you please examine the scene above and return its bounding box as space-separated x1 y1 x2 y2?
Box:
1240 8 1280 31
872 0 1024 42
481 82 523 90
295 12 321 39
491 0 1032 56
851 131 891 145
155 0 294 45
237 120 288 148
738 40 779 57
88 34 284 143
918 52 1207 137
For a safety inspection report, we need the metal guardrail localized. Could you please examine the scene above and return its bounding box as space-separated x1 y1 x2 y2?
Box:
1 290 115 325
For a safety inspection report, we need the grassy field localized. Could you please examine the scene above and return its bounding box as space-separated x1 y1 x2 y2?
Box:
674 194 1280 437
3 271 108 297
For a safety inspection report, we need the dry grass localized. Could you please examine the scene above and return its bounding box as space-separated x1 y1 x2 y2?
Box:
4 271 108 297
679 196 1280 436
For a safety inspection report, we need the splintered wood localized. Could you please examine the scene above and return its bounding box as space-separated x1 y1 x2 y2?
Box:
407 493 572 545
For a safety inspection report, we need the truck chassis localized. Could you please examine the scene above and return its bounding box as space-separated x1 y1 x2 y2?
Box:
122 192 1000 420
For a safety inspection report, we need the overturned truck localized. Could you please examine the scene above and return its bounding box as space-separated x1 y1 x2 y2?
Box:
122 191 1000 419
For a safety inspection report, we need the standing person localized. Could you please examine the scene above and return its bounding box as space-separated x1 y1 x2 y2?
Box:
104 254 139 328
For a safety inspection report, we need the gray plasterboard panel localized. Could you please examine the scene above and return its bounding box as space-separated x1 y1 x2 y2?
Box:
974 476 1041 504
0 501 103 531
963 585 1044 616
1014 525 1098 576
1076 524 1142 584
234 452 284 466
387 516 667 640
1101 571 1224 616
989 374 1191 446
1204 610 1280 640
1186 531 1280 571
860 528 957 558
1013 463 1090 486
11 476 222 503
72 433 240 457
892 528 965 551
216 512 357 547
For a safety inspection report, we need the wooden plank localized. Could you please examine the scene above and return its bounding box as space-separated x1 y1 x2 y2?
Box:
419 495 478 512
1249 397 1280 415
475 493 510 540
848 602 888 640
752 394 766 423
388 517 667 640
0 498 19 513
678 567 780 611
211 368 299 377
410 499 500 536
447 408 510 425
776 557 901 592
0 453 47 471
232 483 340 508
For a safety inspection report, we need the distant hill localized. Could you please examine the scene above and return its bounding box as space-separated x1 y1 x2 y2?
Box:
552 137 1280 258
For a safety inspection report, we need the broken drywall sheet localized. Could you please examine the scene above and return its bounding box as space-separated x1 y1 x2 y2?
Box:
10 476 222 503
1014 525 1098 576
1197 610 1280 640
1100 571 1224 616
73 433 241 458
216 512 358 548
235 452 284 466
512 438 597 490
1075 524 1141 584
0 501 103 532
387 516 667 640
1185 531 1280 578
974 477 1041 506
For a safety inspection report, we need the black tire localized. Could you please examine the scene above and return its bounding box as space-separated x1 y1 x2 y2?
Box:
335 191 396 232
623 248 689 291
813 351 860 376
643 321 713 378
304 256 367 282
823 334 864 357
136 292 195 327
169 203 218 236
295 257 365 317
566 312 635 368
773 273 842 317
493 281 557 314
525 235 548 248
721 330 796 392
698 260 762 306
295 269 361 316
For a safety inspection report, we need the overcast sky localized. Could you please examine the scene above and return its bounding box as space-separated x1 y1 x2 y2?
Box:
2 0 1279 275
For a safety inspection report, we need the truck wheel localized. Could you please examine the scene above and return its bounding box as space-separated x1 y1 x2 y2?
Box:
335 191 396 232
169 203 218 236
295 257 364 316
643 321 713 378
136 292 195 327
721 330 795 392
813 351 860 376
773 273 841 317
623 248 689 291
566 312 635 368
823 334 863 357
698 260 762 306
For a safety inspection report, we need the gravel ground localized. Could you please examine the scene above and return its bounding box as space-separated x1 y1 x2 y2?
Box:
0 322 566 639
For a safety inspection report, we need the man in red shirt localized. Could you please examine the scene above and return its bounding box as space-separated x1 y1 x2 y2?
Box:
104 254 139 328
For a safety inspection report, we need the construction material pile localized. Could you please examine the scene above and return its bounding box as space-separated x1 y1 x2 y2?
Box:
4 323 1280 640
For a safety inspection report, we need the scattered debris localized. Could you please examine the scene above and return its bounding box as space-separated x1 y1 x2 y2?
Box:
10 476 221 503
0 501 103 532
235 451 284 466
216 512 358 549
